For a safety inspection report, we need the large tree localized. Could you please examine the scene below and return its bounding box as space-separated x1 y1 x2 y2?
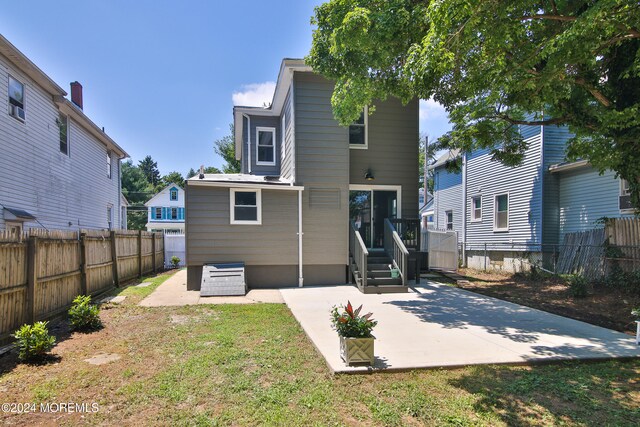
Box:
186 166 222 179
308 0 640 207
121 160 153 230
138 155 161 186
214 124 241 173
160 171 185 188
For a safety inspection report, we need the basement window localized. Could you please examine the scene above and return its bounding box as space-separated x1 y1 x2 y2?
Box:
230 188 262 225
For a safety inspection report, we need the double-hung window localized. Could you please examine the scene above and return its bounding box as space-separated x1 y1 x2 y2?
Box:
107 205 113 230
620 179 633 212
58 113 69 155
445 210 453 230
471 196 482 222
494 194 509 231
171 207 178 220
8 75 25 121
107 152 112 179
256 127 276 165
230 189 262 224
170 189 178 201
280 114 286 164
349 107 368 148
155 207 162 220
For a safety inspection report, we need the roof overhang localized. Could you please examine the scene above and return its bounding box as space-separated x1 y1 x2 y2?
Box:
549 160 590 173
187 180 304 191
3 206 36 222
233 59 312 161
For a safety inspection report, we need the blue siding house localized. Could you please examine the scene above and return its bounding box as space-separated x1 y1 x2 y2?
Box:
431 121 632 271
145 183 185 233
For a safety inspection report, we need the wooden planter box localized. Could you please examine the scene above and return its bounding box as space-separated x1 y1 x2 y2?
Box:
340 336 375 365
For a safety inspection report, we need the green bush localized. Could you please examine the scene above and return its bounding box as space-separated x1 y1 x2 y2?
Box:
13 321 56 361
567 274 588 298
330 301 377 338
170 255 181 268
68 295 102 331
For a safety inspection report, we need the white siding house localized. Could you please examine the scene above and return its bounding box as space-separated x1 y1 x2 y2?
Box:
144 183 185 233
0 35 128 234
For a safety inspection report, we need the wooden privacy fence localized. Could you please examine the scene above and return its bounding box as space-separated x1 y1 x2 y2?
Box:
0 228 164 343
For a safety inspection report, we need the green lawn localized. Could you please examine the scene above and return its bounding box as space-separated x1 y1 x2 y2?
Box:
1 287 638 426
112 269 179 303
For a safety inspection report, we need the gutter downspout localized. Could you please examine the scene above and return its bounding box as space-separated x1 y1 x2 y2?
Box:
297 188 304 287
242 113 251 174
461 152 467 267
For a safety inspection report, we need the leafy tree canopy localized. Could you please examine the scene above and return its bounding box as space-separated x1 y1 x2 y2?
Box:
214 124 241 174
161 171 185 188
138 155 161 186
186 166 222 179
308 0 640 206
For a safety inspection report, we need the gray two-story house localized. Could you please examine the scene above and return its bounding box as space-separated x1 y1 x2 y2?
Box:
0 35 128 235
431 122 633 271
185 59 418 291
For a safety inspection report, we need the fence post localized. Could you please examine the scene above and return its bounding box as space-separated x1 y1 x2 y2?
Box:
79 233 88 295
484 243 487 271
152 233 157 274
138 230 143 279
26 236 38 323
110 231 119 287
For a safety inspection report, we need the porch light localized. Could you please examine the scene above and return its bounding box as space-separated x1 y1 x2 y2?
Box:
365 169 375 181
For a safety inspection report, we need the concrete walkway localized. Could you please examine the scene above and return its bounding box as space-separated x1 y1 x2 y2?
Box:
281 282 639 373
139 269 284 306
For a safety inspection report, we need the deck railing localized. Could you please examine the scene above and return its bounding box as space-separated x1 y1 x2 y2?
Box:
384 219 409 286
349 220 369 288
387 218 421 250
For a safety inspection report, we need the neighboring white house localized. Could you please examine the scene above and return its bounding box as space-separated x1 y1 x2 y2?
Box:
0 34 128 235
120 193 129 230
144 183 185 233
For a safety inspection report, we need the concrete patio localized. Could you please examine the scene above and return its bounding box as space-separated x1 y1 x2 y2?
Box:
280 282 640 373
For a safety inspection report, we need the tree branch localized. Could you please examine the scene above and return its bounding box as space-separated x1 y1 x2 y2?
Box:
492 114 569 126
519 14 577 22
574 78 612 107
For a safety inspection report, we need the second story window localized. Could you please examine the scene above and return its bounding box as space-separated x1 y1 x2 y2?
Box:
155 207 162 220
256 127 276 165
58 113 69 155
170 189 178 201
281 114 286 164
8 75 25 121
349 107 367 149
107 152 112 179
620 179 633 212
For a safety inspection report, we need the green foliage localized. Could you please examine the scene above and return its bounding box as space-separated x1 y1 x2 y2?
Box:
186 166 222 179
214 124 241 173
68 295 102 331
161 172 184 188
330 301 377 338
138 155 161 186
632 307 640 319
13 321 56 361
170 256 181 268
567 275 588 298
309 0 640 208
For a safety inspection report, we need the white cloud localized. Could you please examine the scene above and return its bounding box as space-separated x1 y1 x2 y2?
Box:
419 98 447 120
419 98 452 140
232 81 276 107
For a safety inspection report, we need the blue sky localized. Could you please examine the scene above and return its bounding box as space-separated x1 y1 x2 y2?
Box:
1 1 451 175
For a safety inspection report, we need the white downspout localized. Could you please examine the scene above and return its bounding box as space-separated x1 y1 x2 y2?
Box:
297 188 304 287
461 152 467 267
242 113 251 174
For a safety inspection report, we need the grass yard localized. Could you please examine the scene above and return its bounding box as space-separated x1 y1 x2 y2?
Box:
0 274 639 426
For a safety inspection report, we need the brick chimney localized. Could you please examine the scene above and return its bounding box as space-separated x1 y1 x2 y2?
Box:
70 81 83 109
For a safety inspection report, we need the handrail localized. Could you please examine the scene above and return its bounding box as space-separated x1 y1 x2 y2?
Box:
349 221 368 288
384 219 409 286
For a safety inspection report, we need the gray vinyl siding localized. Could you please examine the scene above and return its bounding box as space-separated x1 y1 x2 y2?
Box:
541 124 572 245
558 167 631 239
0 53 122 231
294 72 349 266
433 167 462 239
241 114 281 175
280 86 294 180
465 132 543 246
185 185 298 265
349 97 419 218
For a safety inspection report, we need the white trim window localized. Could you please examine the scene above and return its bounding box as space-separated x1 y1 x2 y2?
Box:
494 193 509 231
471 196 482 222
230 188 262 224
58 113 69 155
280 114 286 165
107 151 112 179
8 75 25 121
445 210 453 230
155 207 162 220
620 179 634 213
170 188 178 201
621 179 631 196
171 207 178 220
107 205 113 230
256 127 276 166
349 107 368 149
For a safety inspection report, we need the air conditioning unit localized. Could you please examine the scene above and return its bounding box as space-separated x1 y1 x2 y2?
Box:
9 104 25 121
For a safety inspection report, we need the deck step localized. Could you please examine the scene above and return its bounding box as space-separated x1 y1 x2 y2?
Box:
361 284 408 294
368 263 393 270
366 277 403 286
367 269 392 278
368 257 392 264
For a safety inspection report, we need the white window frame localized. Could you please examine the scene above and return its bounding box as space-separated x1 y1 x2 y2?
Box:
620 179 634 214
256 127 276 166
107 205 113 230
107 151 112 179
171 207 178 220
493 193 509 232
8 75 25 122
155 207 162 220
280 114 286 166
58 113 69 156
230 188 262 225
170 189 178 201
445 210 453 230
349 106 368 150
471 195 482 222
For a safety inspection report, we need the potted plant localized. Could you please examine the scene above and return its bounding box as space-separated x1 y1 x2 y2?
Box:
330 301 377 365
632 307 640 345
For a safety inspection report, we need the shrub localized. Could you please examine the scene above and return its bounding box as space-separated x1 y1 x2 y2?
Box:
330 301 377 338
567 274 588 298
170 255 181 268
68 295 102 331
632 307 640 319
13 321 56 361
